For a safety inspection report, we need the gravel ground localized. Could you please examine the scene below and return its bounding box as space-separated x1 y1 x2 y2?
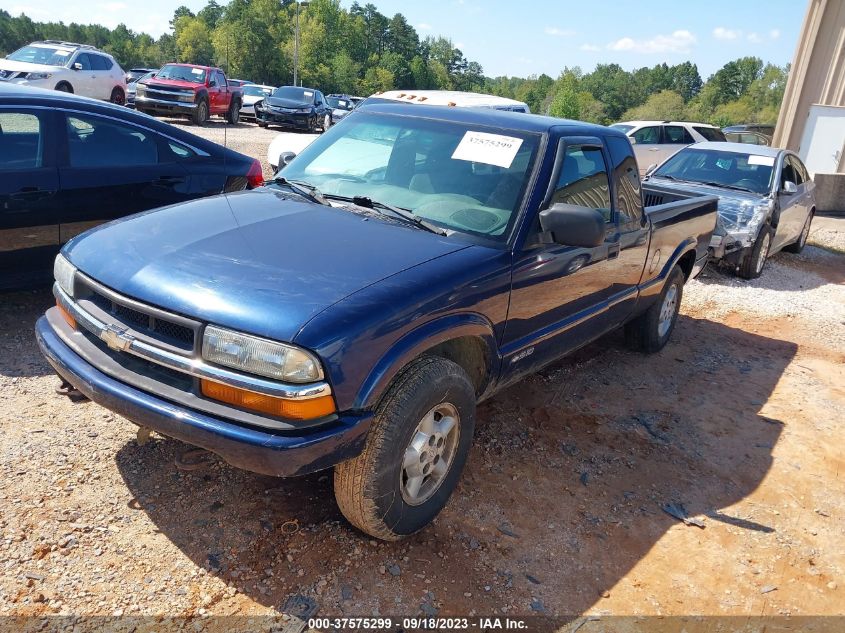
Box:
1 123 844 627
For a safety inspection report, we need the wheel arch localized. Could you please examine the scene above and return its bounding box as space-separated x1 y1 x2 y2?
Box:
356 314 499 411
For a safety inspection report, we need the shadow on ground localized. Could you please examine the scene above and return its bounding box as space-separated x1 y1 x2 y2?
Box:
0 288 54 378
115 315 795 618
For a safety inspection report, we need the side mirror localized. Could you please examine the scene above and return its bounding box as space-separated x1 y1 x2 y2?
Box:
645 163 658 177
539 203 606 248
279 152 296 167
72 62 82 71
628 137 637 145
782 180 798 194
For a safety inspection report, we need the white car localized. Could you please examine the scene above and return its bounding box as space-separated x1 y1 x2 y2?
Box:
267 90 530 171
610 120 726 176
240 84 274 120
0 40 127 104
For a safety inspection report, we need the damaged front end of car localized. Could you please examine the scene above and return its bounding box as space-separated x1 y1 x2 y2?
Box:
709 197 773 262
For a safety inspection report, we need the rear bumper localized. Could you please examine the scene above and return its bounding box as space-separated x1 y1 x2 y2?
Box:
36 316 372 477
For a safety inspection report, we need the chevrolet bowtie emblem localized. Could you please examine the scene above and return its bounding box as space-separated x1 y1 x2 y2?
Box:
101 324 134 352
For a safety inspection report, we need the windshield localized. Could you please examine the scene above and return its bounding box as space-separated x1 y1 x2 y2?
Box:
327 96 353 110
155 64 207 83
272 86 314 102
279 112 541 239
7 45 74 66
243 85 272 97
654 148 775 194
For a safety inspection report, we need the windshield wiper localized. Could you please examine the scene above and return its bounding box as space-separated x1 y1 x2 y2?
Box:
700 181 755 193
327 195 447 236
268 177 329 206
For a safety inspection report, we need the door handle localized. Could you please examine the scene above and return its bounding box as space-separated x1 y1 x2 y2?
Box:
10 187 54 201
155 176 185 185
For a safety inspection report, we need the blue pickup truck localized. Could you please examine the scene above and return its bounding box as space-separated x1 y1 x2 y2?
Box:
36 104 717 540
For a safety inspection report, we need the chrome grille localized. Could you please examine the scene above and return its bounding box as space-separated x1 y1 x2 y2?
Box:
79 278 196 351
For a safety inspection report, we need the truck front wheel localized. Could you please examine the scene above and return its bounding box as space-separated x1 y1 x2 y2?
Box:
192 98 209 126
334 356 476 540
625 265 684 353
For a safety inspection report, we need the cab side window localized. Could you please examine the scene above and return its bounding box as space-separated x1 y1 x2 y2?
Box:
632 126 659 144
74 54 92 71
551 145 612 222
787 156 805 185
781 158 799 189
0 111 45 171
606 135 643 227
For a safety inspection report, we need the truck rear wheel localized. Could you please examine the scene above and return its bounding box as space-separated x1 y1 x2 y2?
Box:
226 99 240 124
192 98 209 126
334 356 476 540
625 265 684 353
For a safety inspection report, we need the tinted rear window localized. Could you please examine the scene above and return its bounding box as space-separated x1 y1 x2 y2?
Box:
694 127 727 142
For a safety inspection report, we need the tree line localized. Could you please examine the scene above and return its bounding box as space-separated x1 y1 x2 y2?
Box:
1 1 786 125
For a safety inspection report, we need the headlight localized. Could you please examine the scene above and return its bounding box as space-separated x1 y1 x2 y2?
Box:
717 199 772 237
25 72 52 80
135 84 146 95
254 100 264 110
54 254 76 298
202 325 323 383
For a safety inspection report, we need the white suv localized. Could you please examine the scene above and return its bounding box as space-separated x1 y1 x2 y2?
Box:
610 120 726 176
0 40 127 104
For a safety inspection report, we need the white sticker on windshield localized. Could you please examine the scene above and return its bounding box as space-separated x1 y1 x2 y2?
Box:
451 131 523 168
748 155 775 166
303 90 314 97
55 48 73 55
191 68 203 75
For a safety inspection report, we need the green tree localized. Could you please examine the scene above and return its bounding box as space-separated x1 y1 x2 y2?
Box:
622 90 687 121
175 16 214 65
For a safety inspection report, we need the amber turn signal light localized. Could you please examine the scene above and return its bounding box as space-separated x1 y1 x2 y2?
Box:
200 380 335 420
57 301 76 329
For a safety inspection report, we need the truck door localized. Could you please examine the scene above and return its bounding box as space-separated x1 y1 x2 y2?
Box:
0 107 60 287
502 137 643 379
209 70 228 114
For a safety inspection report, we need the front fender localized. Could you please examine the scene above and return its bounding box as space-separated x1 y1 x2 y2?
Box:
356 313 500 410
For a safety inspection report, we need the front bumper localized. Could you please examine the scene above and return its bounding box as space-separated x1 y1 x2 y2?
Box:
709 232 753 263
257 109 312 128
135 95 197 114
36 314 373 477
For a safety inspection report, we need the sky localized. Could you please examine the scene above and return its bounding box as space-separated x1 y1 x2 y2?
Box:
2 0 807 79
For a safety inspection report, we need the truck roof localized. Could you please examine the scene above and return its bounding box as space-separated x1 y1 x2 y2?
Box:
374 90 528 109
361 102 625 138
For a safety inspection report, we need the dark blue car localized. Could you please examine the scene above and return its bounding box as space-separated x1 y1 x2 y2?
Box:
36 104 717 539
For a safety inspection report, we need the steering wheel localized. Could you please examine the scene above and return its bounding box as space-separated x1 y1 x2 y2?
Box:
734 179 759 190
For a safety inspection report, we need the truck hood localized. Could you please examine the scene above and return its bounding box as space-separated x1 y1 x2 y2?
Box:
265 96 311 109
648 176 772 237
63 189 469 342
0 59 64 73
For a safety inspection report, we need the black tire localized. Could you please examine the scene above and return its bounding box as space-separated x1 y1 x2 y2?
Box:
109 87 125 105
783 210 813 254
55 82 73 93
226 100 240 124
258 120 268 128
738 224 773 279
334 356 476 540
192 98 209 126
307 115 318 133
625 266 684 354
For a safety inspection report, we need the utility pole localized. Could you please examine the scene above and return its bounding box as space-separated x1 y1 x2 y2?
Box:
293 1 309 86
